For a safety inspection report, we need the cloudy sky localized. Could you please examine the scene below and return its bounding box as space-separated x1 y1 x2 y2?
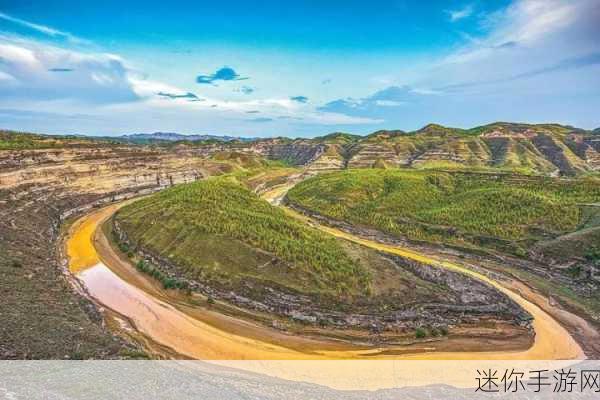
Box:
0 0 599 137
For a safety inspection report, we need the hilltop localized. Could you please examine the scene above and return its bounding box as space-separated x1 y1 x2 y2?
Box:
263 122 599 176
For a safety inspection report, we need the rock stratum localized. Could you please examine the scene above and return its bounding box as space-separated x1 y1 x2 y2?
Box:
263 123 600 176
3 122 599 177
0 144 235 358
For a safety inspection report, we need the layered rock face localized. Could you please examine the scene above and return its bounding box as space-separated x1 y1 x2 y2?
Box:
346 142 406 168
3 122 598 177
0 145 223 192
238 123 599 176
260 141 325 166
0 144 230 359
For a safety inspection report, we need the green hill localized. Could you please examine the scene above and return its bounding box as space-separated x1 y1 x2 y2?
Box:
0 130 117 150
287 170 600 255
113 172 534 334
313 132 362 144
4 122 599 176
114 176 371 296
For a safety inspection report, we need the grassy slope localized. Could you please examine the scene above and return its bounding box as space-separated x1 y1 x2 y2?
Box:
0 130 124 150
115 176 371 296
287 170 600 255
0 130 72 150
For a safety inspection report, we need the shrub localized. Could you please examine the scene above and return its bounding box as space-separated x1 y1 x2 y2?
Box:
118 242 129 253
514 247 527 258
566 265 582 278
584 249 600 262
415 327 427 339
134 260 188 292
162 277 178 289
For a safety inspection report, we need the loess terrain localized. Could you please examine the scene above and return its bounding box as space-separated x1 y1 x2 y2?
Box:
0 138 250 358
4 121 600 176
115 176 371 296
112 174 530 342
287 169 600 256
286 169 600 341
1 125 599 358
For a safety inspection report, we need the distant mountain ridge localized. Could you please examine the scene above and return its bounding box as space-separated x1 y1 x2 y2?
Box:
120 132 258 142
2 122 600 176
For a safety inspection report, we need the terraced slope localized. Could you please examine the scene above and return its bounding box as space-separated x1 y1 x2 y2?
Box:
219 122 597 176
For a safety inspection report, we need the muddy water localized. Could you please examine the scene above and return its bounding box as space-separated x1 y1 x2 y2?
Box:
67 204 366 360
280 207 585 360
65 198 585 390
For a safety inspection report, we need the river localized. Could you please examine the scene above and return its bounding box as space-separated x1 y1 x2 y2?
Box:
63 185 586 389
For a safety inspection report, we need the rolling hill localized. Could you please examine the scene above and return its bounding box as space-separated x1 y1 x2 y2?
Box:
310 123 599 175
2 122 599 176
287 169 600 256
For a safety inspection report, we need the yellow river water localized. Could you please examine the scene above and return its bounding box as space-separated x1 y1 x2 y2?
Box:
65 189 585 389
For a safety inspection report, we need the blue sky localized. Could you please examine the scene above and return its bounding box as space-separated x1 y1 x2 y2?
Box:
0 0 599 137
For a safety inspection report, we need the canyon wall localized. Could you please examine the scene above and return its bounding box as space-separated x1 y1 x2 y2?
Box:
0 144 230 359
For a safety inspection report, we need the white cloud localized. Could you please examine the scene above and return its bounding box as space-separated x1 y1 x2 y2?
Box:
317 0 600 130
0 70 17 83
0 19 382 133
489 0 577 44
375 100 405 107
424 0 600 89
0 12 89 45
447 5 474 22
0 38 139 103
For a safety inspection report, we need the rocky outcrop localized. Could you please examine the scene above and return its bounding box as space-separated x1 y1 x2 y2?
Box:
3 122 598 176
531 133 583 176
241 139 325 166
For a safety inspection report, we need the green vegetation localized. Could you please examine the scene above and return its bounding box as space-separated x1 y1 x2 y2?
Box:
0 130 124 150
135 260 189 290
287 169 600 254
415 327 427 339
585 248 600 263
313 132 362 144
0 130 65 150
210 151 267 169
115 176 371 296
355 122 592 176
